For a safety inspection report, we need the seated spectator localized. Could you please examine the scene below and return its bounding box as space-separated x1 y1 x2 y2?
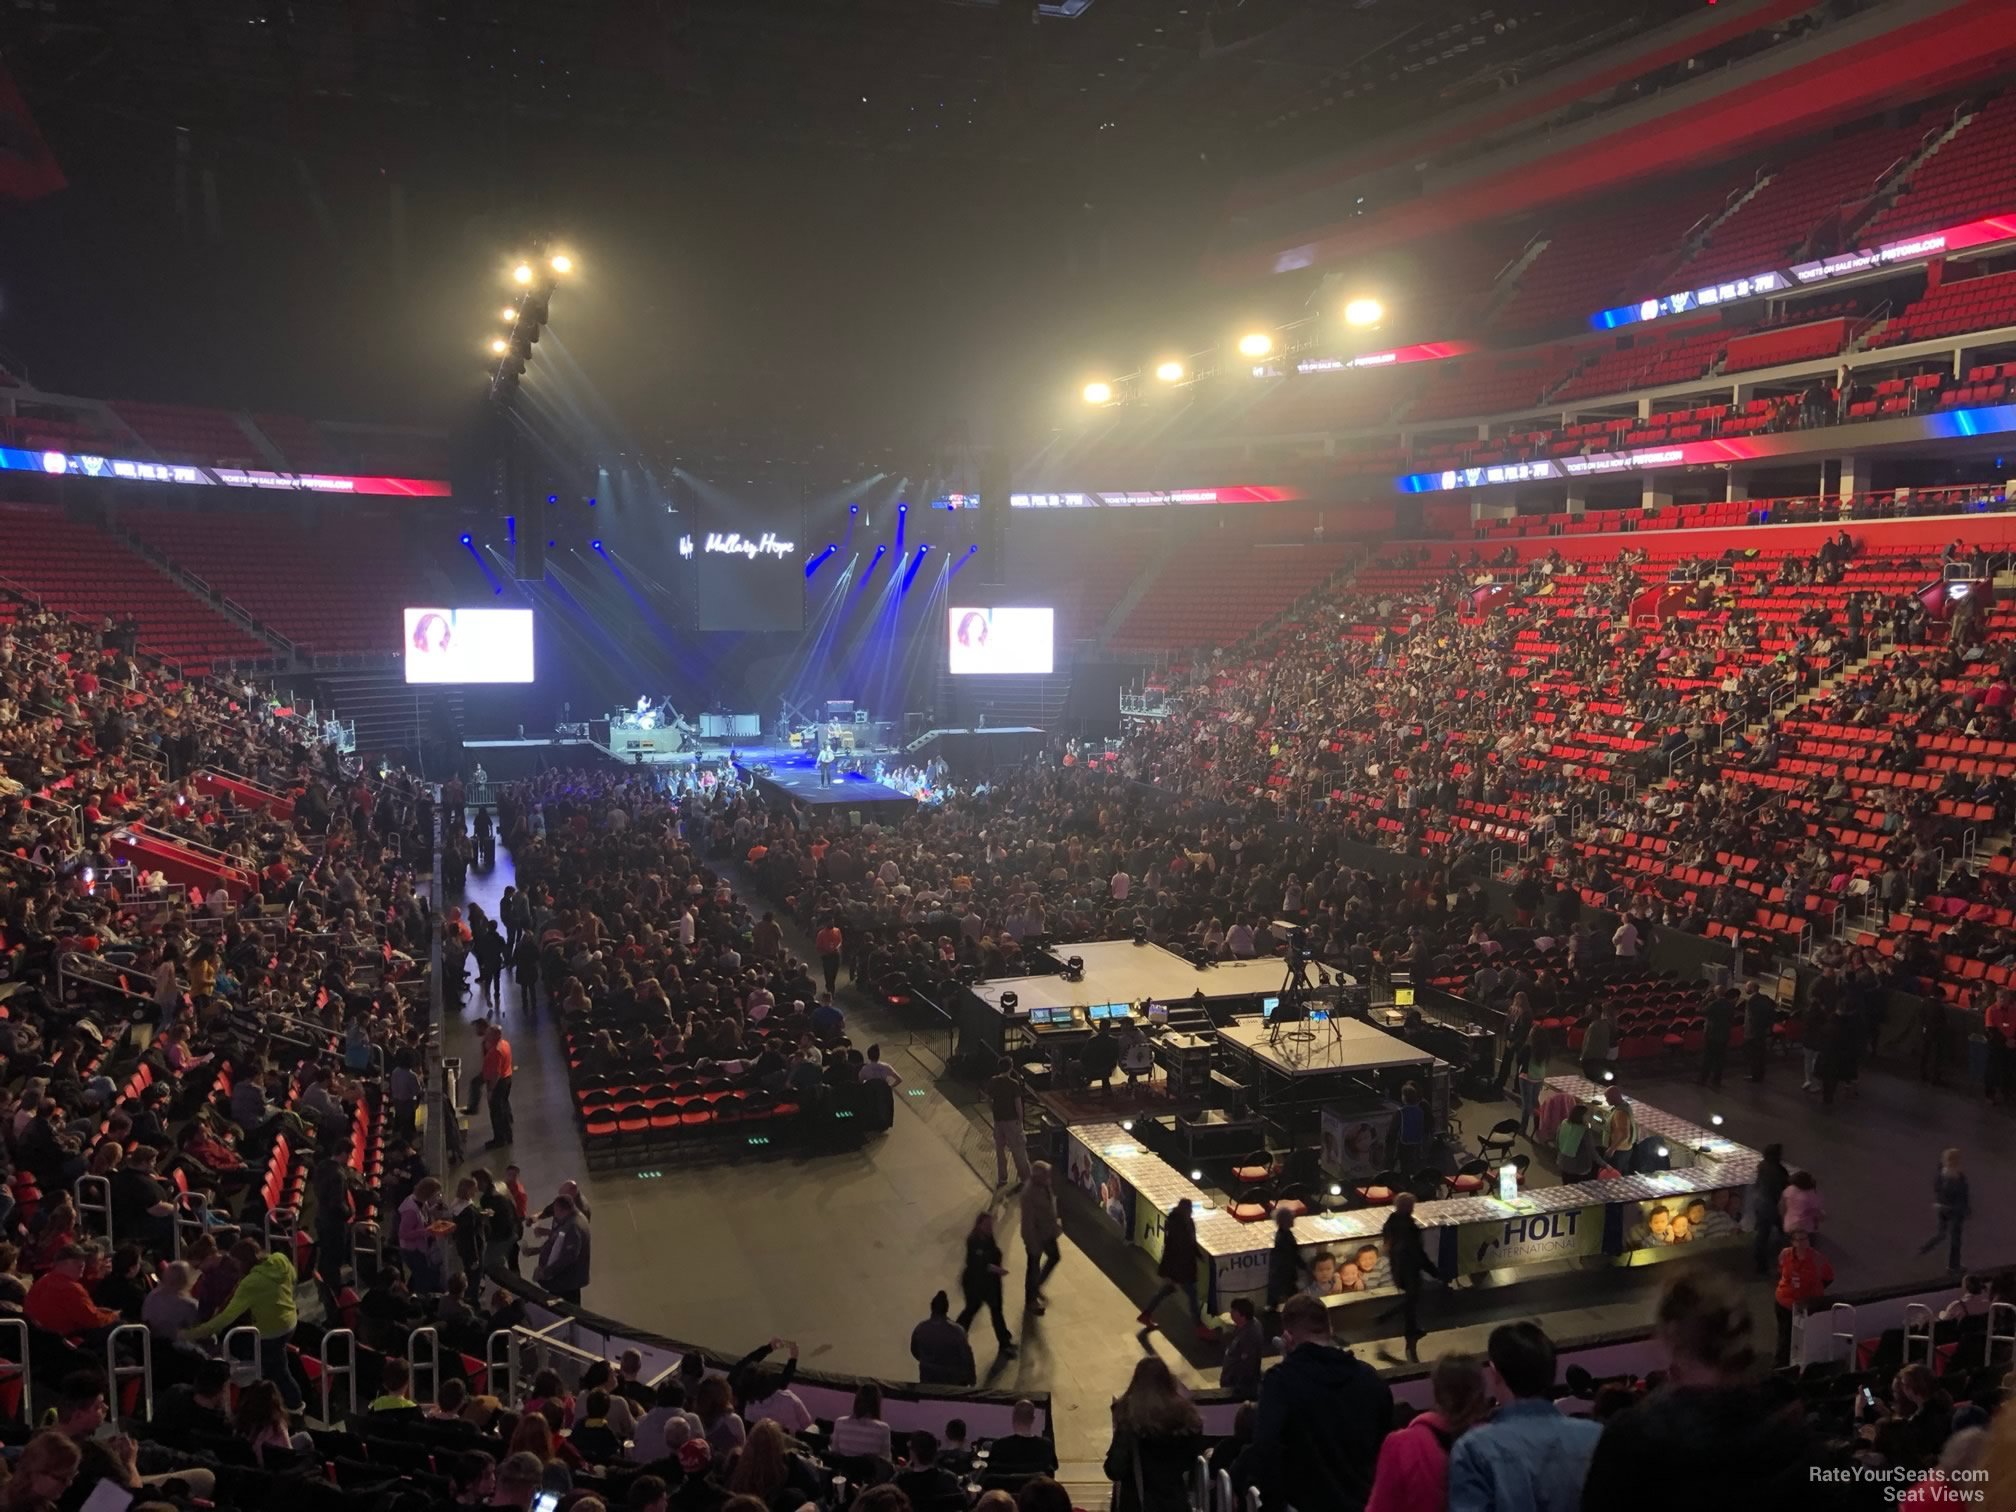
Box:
52 1369 215 1508
90 1244 147 1322
984 1399 1058 1478
25 1245 119 1339
140 1260 200 1340
450 1449 498 1507
938 1419 974 1476
486 1450 546 1512
371 1357 421 1412
152 1357 232 1438
432 1379 473 1422
723 1420 823 1509
576 1359 638 1440
630 1380 701 1465
893 1431 967 1505
570 1388 626 1463
695 1375 745 1460
829 1382 894 1461
0 1432 83 1512
234 1377 310 1465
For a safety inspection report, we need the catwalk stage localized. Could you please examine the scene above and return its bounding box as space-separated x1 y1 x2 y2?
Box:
735 750 920 818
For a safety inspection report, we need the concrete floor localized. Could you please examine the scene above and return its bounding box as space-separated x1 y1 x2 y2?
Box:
437 830 2016 1463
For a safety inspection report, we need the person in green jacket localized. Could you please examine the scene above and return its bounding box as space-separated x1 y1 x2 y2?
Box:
184 1240 302 1411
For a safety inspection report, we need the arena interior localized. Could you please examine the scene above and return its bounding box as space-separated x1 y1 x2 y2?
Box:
6 1 2016 1509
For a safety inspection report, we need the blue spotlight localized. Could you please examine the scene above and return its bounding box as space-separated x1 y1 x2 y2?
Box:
547 494 558 504
899 503 907 513
804 544 838 578
850 503 860 514
591 539 603 551
587 497 597 506
505 515 516 542
460 533 473 545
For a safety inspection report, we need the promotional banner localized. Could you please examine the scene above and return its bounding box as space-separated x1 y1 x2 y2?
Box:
0 446 452 498
1009 485 1300 509
1064 1133 1137 1237
1452 1203 1605 1272
1616 1189 1746 1265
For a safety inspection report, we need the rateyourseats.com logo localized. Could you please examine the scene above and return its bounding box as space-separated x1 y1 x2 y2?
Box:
1811 1466 1987 1502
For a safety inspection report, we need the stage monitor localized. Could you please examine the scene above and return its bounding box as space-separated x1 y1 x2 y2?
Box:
948 606 1054 675
403 608 534 684
1260 995 1280 1019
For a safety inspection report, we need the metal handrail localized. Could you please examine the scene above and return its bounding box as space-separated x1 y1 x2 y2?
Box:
105 1323 153 1423
0 1318 31 1423
173 1192 209 1260
485 1328 519 1405
320 1328 359 1421
1902 1302 1936 1368
407 1325 442 1408
75 1174 114 1247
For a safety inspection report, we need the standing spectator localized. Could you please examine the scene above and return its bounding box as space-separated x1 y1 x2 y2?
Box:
1103 1357 1204 1512
1698 987 1735 1089
1742 984 1774 1083
1446 1324 1600 1512
909 1290 976 1386
1750 1144 1790 1277
1773 1227 1834 1367
1234 1295 1391 1512
1598 1086 1636 1176
184 1239 302 1411
1020 1160 1062 1315
1266 1204 1302 1325
986 1058 1032 1190
1917 1148 1970 1273
1779 1169 1825 1245
1366 1354 1489 1512
398 1177 447 1293
815 920 844 995
1137 1198 1212 1341
954 1213 1015 1356
532 1194 591 1304
482 1024 515 1149
1379 1192 1440 1362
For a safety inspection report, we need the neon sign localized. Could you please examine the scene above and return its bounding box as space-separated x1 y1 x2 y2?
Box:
703 531 795 559
1009 485 1301 509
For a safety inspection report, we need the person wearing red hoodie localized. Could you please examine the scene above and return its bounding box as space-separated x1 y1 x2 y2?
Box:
1774 1227 1834 1367
1366 1355 1490 1512
24 1245 119 1340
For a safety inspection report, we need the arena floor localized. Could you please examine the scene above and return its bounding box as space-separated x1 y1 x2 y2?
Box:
438 838 2016 1463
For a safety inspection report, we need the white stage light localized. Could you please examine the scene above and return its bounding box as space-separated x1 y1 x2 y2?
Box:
1155 359 1185 383
1082 380 1114 405
1237 332 1272 358
1344 297 1385 327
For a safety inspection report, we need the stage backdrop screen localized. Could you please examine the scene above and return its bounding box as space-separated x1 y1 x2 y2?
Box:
403 608 535 684
948 606 1053 675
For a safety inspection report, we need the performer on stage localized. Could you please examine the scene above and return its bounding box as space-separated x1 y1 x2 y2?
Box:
817 740 836 788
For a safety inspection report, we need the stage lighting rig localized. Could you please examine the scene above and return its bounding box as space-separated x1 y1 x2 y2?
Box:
488 242 574 404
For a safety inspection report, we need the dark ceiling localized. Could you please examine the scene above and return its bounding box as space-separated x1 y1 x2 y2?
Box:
0 0 1700 478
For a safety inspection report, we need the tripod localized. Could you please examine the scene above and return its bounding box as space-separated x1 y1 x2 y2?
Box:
1265 940 1346 1067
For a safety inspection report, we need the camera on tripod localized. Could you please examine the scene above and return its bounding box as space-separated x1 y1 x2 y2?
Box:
1271 919 1308 965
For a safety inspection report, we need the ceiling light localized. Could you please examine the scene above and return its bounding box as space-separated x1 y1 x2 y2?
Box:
489 338 509 355
512 263 534 285
1082 380 1114 405
1344 297 1385 327
1237 332 1273 358
1155 359 1185 383
549 253 574 274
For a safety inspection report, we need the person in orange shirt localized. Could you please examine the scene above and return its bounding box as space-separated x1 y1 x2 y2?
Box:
482 1024 515 1150
25 1245 119 1339
1773 1227 1834 1368
815 922 844 995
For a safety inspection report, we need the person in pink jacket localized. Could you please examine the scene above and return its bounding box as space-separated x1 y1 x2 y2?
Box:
1365 1354 1490 1512
1779 1169 1826 1242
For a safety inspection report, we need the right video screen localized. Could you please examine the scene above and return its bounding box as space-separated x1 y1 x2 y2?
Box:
947 606 1054 675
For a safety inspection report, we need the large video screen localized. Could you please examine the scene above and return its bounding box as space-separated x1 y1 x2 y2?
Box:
403 608 535 684
948 606 1054 675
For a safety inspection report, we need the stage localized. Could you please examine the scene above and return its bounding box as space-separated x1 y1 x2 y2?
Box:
1214 1016 1432 1077
960 941 1297 1058
736 750 919 819
1214 1014 1444 1144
